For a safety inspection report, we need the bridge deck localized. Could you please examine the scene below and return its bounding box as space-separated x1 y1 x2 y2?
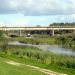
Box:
0 26 75 30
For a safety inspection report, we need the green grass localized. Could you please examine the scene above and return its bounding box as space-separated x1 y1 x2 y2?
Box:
0 56 47 75
15 37 56 45
0 34 75 75
0 51 75 75
15 35 75 50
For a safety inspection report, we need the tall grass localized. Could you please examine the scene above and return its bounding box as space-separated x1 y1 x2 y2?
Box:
56 35 75 50
16 37 56 45
3 45 75 69
15 34 75 50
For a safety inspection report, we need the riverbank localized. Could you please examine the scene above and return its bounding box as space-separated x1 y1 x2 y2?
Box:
8 41 75 56
0 43 75 75
15 35 75 51
0 33 75 75
0 51 75 75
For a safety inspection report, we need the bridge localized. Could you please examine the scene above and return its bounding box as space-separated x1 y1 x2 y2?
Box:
0 26 75 36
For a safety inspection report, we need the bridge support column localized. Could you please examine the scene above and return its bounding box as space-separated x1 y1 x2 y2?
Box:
49 30 54 36
52 30 54 36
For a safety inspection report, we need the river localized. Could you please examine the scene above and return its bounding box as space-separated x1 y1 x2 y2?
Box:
8 41 75 56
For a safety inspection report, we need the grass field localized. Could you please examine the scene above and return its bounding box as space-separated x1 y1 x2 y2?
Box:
0 57 47 75
15 37 56 45
0 34 75 75
0 51 75 75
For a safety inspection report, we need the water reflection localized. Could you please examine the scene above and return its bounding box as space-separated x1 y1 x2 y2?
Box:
47 45 75 56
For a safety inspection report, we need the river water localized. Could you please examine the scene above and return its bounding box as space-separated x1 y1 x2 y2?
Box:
8 41 75 56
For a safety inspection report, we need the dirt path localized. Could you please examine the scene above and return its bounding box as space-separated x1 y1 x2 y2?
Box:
5 60 67 75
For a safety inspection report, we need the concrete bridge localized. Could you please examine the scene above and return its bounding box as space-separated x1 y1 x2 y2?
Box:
0 26 75 36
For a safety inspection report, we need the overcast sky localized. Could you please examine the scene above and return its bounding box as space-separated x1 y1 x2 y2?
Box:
0 0 75 27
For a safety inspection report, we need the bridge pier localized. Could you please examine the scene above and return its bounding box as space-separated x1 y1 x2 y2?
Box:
50 30 55 36
52 30 54 36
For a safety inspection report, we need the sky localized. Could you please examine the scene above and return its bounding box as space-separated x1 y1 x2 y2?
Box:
0 0 75 27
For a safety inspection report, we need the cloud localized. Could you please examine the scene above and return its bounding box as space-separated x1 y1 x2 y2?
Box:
0 0 75 15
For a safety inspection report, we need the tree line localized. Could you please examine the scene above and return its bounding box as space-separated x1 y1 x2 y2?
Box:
50 22 75 27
